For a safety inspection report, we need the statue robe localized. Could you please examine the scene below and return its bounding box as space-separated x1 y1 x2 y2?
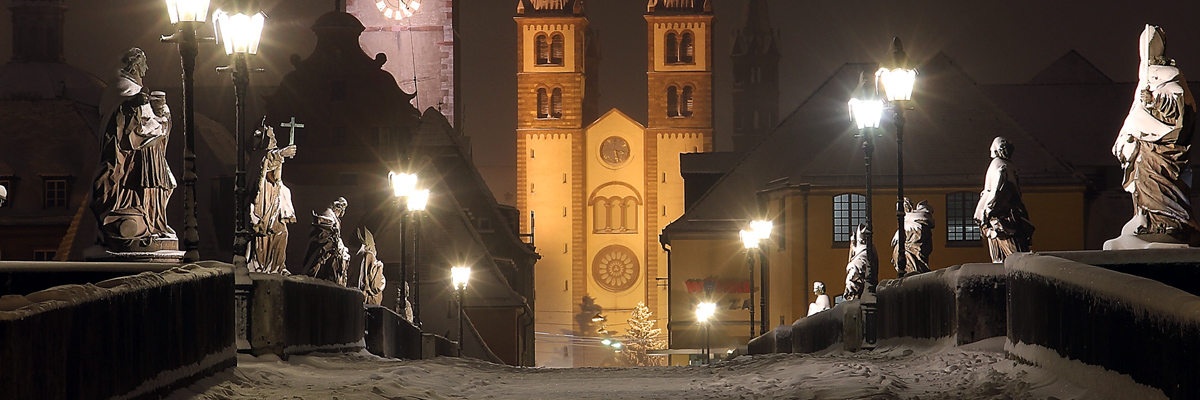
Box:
248 149 296 274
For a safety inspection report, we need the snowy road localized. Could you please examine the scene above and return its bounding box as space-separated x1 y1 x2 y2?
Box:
167 338 1106 399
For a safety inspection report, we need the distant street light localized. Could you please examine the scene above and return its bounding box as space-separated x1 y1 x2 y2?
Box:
696 301 716 365
452 266 471 356
388 172 425 320
161 0 214 262
214 5 266 269
407 188 429 326
876 38 917 287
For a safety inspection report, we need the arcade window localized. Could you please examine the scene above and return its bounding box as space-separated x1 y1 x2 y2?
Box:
833 193 867 244
666 85 694 118
664 31 695 64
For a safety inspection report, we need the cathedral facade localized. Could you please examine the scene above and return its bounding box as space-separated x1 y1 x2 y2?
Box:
515 0 713 367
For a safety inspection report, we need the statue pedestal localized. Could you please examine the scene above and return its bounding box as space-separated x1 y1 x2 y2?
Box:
1103 215 1194 250
85 238 185 262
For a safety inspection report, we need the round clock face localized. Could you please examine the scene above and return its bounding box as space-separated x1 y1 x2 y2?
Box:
377 0 421 20
599 136 630 166
592 245 640 292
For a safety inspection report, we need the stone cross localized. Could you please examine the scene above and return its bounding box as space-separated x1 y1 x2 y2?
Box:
281 117 305 146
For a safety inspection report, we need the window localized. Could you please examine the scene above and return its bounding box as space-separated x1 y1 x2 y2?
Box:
680 32 694 63
592 196 639 234
535 34 550 65
833 194 867 243
34 250 56 261
537 88 549 118
550 33 564 65
43 179 67 208
551 88 563 118
947 191 982 243
664 32 678 64
666 85 694 118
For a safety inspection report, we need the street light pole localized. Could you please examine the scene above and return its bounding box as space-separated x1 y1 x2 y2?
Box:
739 230 757 339
161 0 212 263
876 37 916 287
230 53 250 266
848 76 882 296
452 266 471 357
408 189 429 327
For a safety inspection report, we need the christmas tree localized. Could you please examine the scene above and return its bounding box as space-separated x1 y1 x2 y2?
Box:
622 302 665 366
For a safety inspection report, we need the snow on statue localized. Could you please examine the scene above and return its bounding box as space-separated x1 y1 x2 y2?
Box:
974 137 1034 262
1107 24 1199 249
303 197 351 285
247 124 297 274
843 222 876 301
355 227 387 306
892 198 933 277
807 282 831 316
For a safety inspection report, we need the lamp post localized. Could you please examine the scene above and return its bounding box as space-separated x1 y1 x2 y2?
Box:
749 220 771 335
696 301 715 365
388 172 418 316
161 0 213 262
451 266 471 356
848 71 883 294
876 38 916 286
407 188 429 327
214 6 266 268
739 220 772 339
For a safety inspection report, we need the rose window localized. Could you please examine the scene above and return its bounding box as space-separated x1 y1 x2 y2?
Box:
592 245 640 292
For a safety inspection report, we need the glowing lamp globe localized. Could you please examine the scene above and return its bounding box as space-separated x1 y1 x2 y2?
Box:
452 266 471 290
165 0 211 23
388 172 418 198
407 189 430 212
696 302 716 322
213 9 266 55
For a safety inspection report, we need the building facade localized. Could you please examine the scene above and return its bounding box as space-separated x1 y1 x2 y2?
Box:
516 0 712 367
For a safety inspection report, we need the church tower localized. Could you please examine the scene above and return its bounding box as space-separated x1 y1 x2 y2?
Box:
730 0 779 151
515 0 592 367
10 0 66 63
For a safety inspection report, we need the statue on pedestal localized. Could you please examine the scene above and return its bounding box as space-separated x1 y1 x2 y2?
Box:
843 222 876 301
807 281 832 316
974 137 1035 262
90 48 177 253
247 125 297 274
355 227 386 305
1107 24 1199 248
303 197 350 285
892 198 934 277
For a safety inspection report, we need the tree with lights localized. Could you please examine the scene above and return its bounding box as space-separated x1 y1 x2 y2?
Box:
622 302 665 366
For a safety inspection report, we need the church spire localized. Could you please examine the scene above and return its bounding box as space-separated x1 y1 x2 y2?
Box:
730 0 779 152
9 0 67 63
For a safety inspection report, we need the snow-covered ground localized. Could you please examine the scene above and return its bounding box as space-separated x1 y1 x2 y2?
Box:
165 337 1133 399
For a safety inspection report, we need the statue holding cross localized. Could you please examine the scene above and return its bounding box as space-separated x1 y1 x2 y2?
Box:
247 121 298 273
281 116 305 146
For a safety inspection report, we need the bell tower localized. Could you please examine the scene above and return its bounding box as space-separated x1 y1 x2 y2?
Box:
515 0 592 368
730 0 779 151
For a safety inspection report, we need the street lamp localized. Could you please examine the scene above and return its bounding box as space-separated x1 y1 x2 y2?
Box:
214 6 266 269
696 301 715 365
739 219 771 339
161 0 213 262
848 71 883 295
407 188 429 326
388 171 418 316
876 38 916 283
451 266 471 356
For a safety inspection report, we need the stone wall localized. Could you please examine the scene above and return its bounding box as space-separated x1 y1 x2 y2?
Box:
0 263 235 400
876 263 1006 345
0 261 178 296
747 324 791 355
364 304 422 359
791 299 859 354
1007 252 1200 398
246 273 365 357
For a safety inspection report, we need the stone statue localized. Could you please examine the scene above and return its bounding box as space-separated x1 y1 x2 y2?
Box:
892 198 934 277
247 125 298 274
843 222 877 301
356 227 387 305
91 47 177 251
807 281 832 316
974 137 1035 262
1109 24 1199 246
302 197 350 285
0 184 6 207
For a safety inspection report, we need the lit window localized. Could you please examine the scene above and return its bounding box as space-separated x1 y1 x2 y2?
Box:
947 191 982 243
43 179 67 208
833 193 867 243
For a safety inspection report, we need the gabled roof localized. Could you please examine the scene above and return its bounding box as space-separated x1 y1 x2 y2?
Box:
1027 50 1113 85
667 53 1084 235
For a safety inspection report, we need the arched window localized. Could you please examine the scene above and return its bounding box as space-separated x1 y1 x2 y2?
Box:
833 193 867 243
666 86 679 117
621 197 639 233
946 191 982 243
551 88 563 118
550 33 564 65
535 34 550 65
680 32 694 63
664 32 678 64
681 86 694 117
537 88 549 118
593 198 608 233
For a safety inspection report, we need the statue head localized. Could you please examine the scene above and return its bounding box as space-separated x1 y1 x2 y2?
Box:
264 126 278 149
332 197 348 217
902 197 914 213
813 281 826 296
1141 24 1169 66
849 222 871 258
990 137 1012 160
120 47 148 80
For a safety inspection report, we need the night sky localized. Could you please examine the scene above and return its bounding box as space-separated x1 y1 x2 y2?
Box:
4 0 1199 202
